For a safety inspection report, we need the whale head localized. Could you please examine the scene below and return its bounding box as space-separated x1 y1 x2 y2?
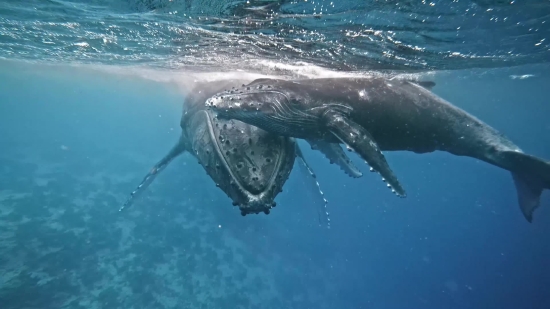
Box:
205 87 285 123
205 79 323 140
184 80 296 215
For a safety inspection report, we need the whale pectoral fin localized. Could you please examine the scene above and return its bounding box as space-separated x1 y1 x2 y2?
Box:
306 139 363 178
295 143 331 228
323 111 406 197
119 134 187 212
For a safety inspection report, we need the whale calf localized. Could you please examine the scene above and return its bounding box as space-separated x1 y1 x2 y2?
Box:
206 77 550 222
121 79 360 218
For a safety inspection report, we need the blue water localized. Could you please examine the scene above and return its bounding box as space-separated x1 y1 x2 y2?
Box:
1 1 550 309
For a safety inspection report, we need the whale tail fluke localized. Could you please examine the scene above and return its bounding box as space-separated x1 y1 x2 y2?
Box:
502 151 550 222
512 173 543 223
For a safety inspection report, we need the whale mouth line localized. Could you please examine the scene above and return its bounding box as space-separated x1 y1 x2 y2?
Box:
203 110 281 214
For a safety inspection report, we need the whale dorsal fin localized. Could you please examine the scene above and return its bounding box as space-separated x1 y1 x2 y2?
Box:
414 81 436 90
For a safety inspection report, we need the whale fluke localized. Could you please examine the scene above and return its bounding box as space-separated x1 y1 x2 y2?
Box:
498 151 550 222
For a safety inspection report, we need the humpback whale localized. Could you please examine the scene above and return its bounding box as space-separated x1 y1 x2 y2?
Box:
206 77 550 222
121 79 360 218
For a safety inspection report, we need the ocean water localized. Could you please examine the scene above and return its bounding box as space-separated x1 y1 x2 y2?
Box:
1 1 550 309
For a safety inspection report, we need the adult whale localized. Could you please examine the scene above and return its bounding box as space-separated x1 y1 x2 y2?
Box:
120 79 361 217
206 77 550 222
